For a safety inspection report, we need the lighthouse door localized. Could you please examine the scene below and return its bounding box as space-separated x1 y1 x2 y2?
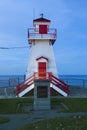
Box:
38 62 46 79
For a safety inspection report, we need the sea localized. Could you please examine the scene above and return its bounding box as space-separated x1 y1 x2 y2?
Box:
0 75 87 88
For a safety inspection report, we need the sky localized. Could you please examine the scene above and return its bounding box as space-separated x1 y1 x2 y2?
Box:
0 0 87 75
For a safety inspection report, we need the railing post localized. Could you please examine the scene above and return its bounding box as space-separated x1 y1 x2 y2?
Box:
18 78 19 85
34 72 35 80
49 72 52 81
28 28 30 38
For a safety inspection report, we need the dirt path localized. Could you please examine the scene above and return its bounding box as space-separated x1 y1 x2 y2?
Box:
0 110 87 130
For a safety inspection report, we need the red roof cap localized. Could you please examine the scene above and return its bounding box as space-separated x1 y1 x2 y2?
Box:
33 17 50 23
36 56 48 61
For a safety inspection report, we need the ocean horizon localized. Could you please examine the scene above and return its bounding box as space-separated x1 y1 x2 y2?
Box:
0 75 87 88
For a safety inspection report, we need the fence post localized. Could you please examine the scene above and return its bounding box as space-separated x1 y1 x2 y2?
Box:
83 80 85 88
9 78 10 87
24 75 26 80
17 78 19 85
66 79 69 85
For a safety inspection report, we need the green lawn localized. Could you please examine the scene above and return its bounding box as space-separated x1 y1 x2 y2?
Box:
0 117 10 124
0 98 33 114
0 98 87 113
0 98 87 129
51 98 87 112
18 116 87 130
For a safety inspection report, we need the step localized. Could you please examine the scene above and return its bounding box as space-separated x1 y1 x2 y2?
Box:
34 105 51 110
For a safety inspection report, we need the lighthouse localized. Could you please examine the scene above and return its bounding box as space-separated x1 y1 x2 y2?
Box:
16 15 69 98
26 14 58 79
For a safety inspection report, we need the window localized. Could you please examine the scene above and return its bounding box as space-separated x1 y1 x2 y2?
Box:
39 25 47 34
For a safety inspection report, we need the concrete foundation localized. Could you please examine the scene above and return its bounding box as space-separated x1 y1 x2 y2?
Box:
34 79 50 110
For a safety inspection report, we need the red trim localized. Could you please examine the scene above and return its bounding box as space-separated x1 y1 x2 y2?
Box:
16 75 34 96
33 17 50 22
16 72 69 96
36 56 48 61
51 74 69 94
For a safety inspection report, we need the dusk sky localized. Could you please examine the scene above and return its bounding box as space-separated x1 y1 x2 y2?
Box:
0 0 87 75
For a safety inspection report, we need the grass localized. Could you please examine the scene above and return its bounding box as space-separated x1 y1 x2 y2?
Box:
51 98 87 112
0 98 87 113
0 98 33 114
0 117 10 124
0 98 87 129
17 116 87 130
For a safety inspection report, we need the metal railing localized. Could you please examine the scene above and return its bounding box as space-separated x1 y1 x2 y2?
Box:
28 28 57 40
34 72 52 80
0 76 87 88
0 75 87 98
61 78 87 88
0 76 25 87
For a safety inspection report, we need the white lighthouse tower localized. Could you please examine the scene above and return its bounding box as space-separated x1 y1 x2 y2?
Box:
16 15 68 97
26 14 57 79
